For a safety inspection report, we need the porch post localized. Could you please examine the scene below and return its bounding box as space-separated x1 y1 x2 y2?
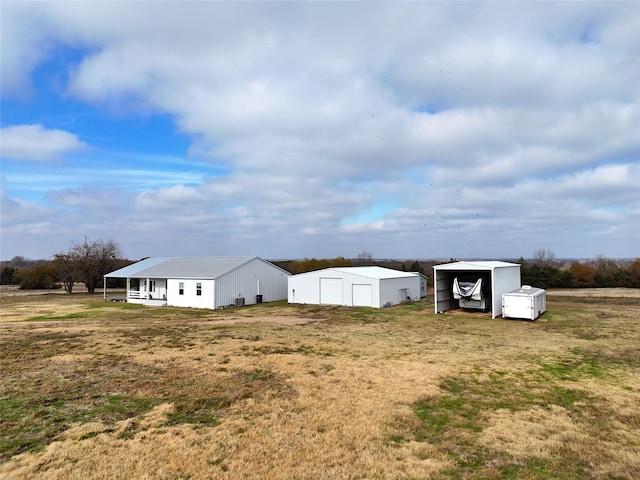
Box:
103 276 107 301
127 278 130 300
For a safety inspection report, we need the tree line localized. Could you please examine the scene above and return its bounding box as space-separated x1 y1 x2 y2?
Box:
2 242 639 292
1 237 127 294
519 256 640 289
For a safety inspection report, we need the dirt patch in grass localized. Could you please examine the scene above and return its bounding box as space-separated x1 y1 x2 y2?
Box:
546 288 640 305
1 294 639 479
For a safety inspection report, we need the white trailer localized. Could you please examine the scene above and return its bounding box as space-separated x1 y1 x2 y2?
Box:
502 286 546 320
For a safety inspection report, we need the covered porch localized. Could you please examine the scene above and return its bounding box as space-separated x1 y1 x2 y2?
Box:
125 278 167 304
103 276 167 306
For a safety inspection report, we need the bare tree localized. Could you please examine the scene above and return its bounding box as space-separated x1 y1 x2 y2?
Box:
532 249 556 266
52 253 76 293
356 251 374 265
67 237 122 294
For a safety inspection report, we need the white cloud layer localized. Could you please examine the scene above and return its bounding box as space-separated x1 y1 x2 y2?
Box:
0 2 638 260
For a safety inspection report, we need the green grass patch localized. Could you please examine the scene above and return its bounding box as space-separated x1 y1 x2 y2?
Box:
408 366 614 479
25 311 103 321
0 393 159 459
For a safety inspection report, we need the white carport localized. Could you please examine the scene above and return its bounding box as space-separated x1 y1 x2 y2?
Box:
433 261 521 319
288 266 422 308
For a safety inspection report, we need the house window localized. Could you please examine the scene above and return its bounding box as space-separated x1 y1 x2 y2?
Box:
196 283 202 296
179 282 184 295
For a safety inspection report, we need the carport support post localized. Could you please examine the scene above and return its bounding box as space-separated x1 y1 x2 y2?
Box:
103 277 106 301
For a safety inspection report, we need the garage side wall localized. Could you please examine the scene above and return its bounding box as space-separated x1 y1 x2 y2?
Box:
379 276 421 307
491 267 522 318
288 272 322 304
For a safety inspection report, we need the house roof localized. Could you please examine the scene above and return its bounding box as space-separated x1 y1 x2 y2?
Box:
104 257 171 278
295 266 419 280
433 261 520 271
105 256 265 279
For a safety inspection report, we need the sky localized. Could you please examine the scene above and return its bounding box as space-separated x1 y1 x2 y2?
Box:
1 1 639 262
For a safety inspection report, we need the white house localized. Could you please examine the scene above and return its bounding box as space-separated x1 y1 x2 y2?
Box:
288 266 423 308
104 257 290 309
433 261 521 319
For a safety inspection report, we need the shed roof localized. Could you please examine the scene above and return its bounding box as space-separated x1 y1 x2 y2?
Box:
433 261 520 271
105 256 262 279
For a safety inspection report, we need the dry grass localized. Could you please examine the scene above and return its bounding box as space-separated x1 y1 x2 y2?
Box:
0 293 639 479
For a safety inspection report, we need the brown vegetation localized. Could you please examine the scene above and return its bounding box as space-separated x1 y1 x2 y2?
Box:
1 292 639 479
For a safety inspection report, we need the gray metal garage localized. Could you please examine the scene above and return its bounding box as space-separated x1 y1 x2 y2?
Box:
288 266 423 308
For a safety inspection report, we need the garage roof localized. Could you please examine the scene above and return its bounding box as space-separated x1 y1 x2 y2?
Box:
308 266 419 280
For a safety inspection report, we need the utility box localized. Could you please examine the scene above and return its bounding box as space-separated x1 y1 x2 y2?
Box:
502 286 546 320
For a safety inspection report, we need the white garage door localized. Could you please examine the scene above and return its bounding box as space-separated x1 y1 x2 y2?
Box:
352 284 373 307
320 278 343 305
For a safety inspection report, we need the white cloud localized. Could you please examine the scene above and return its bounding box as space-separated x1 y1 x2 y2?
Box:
1 124 87 162
0 2 638 260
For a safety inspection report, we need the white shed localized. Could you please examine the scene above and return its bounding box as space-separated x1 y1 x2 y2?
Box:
104 256 289 309
288 266 422 308
502 286 546 320
433 261 521 319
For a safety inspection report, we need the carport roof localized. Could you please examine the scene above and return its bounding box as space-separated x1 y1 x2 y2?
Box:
433 261 520 271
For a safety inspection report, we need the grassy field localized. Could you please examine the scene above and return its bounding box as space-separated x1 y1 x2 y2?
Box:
0 292 639 479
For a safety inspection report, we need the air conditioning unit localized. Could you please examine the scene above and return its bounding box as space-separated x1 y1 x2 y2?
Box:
234 297 245 307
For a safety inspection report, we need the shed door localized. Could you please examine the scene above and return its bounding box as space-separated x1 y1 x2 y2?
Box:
320 278 343 305
352 284 373 307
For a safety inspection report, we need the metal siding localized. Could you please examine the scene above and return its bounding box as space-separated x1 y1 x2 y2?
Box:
435 274 453 313
215 258 289 308
491 266 521 318
420 275 428 297
288 273 318 304
380 276 421 307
